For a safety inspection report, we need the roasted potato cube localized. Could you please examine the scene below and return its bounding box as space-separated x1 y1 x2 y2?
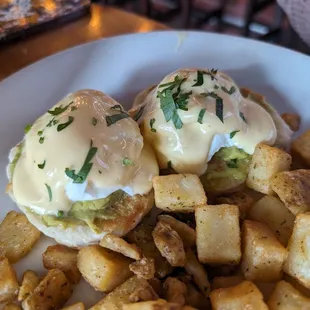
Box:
126 212 173 278
291 129 310 167
43 244 80 284
248 195 295 246
153 174 207 212
123 299 181 310
246 144 292 194
61 302 85 310
0 211 40 263
22 269 72 310
281 113 300 132
268 281 310 309
18 270 40 302
212 275 244 290
89 276 157 310
153 221 186 267
0 256 19 303
195 204 241 265
210 281 268 310
284 273 310 298
157 215 196 247
283 212 310 289
129 258 155 279
100 234 142 260
215 191 253 219
77 245 132 292
164 277 187 306
271 170 310 215
241 220 287 282
185 249 210 297
3 303 21 310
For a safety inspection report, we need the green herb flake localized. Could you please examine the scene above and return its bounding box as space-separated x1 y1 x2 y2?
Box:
92 117 98 126
47 118 59 128
167 161 172 169
201 92 224 123
71 106 77 111
24 124 32 134
230 130 240 139
38 160 46 169
37 130 43 136
57 210 64 217
45 183 52 202
106 105 130 126
57 116 74 132
39 137 45 144
122 157 135 166
206 68 218 81
48 101 73 116
221 86 236 95
226 158 238 169
192 70 204 87
198 108 206 124
239 111 247 124
98 170 102 174
214 85 219 90
133 106 145 122
65 141 98 183
150 118 156 132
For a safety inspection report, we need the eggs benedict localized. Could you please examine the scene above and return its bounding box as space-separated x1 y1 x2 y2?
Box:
130 69 292 194
7 89 158 247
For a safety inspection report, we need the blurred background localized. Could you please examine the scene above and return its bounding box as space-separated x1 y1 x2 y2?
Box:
0 0 309 57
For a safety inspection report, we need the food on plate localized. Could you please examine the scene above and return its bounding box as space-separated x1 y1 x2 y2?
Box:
61 302 85 310
22 269 72 310
283 212 310 289
163 277 187 305
195 204 241 265
131 69 292 194
77 245 133 292
18 270 40 302
0 257 19 303
99 234 142 260
271 169 310 215
212 275 244 290
267 281 310 309
6 89 158 247
215 191 253 219
152 221 186 267
129 257 155 279
0 211 40 263
42 244 81 284
248 195 295 246
246 143 292 194
241 220 287 282
122 299 181 310
210 281 268 309
291 129 310 167
281 113 301 132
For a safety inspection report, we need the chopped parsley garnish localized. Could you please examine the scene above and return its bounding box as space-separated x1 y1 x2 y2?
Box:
106 105 130 126
24 124 32 134
157 75 191 130
71 106 77 111
206 68 218 81
150 118 156 132
47 118 59 128
239 111 247 123
133 106 145 122
123 157 135 166
192 70 204 87
201 92 224 123
37 130 43 136
65 141 98 183
57 116 74 132
45 183 52 201
98 170 102 174
167 161 172 169
39 137 45 144
214 85 219 89
198 108 206 124
48 101 73 116
57 210 64 217
221 86 236 95
92 117 98 126
38 160 46 169
226 159 238 169
230 130 240 139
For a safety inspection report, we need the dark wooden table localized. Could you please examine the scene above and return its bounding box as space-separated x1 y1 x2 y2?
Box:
0 4 167 81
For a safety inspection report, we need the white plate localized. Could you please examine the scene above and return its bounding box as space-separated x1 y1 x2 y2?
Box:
0 30 310 308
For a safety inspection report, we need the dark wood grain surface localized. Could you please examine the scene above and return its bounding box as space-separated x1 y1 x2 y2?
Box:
0 4 167 81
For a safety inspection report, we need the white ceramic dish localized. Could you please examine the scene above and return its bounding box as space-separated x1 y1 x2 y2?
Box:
0 30 310 307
